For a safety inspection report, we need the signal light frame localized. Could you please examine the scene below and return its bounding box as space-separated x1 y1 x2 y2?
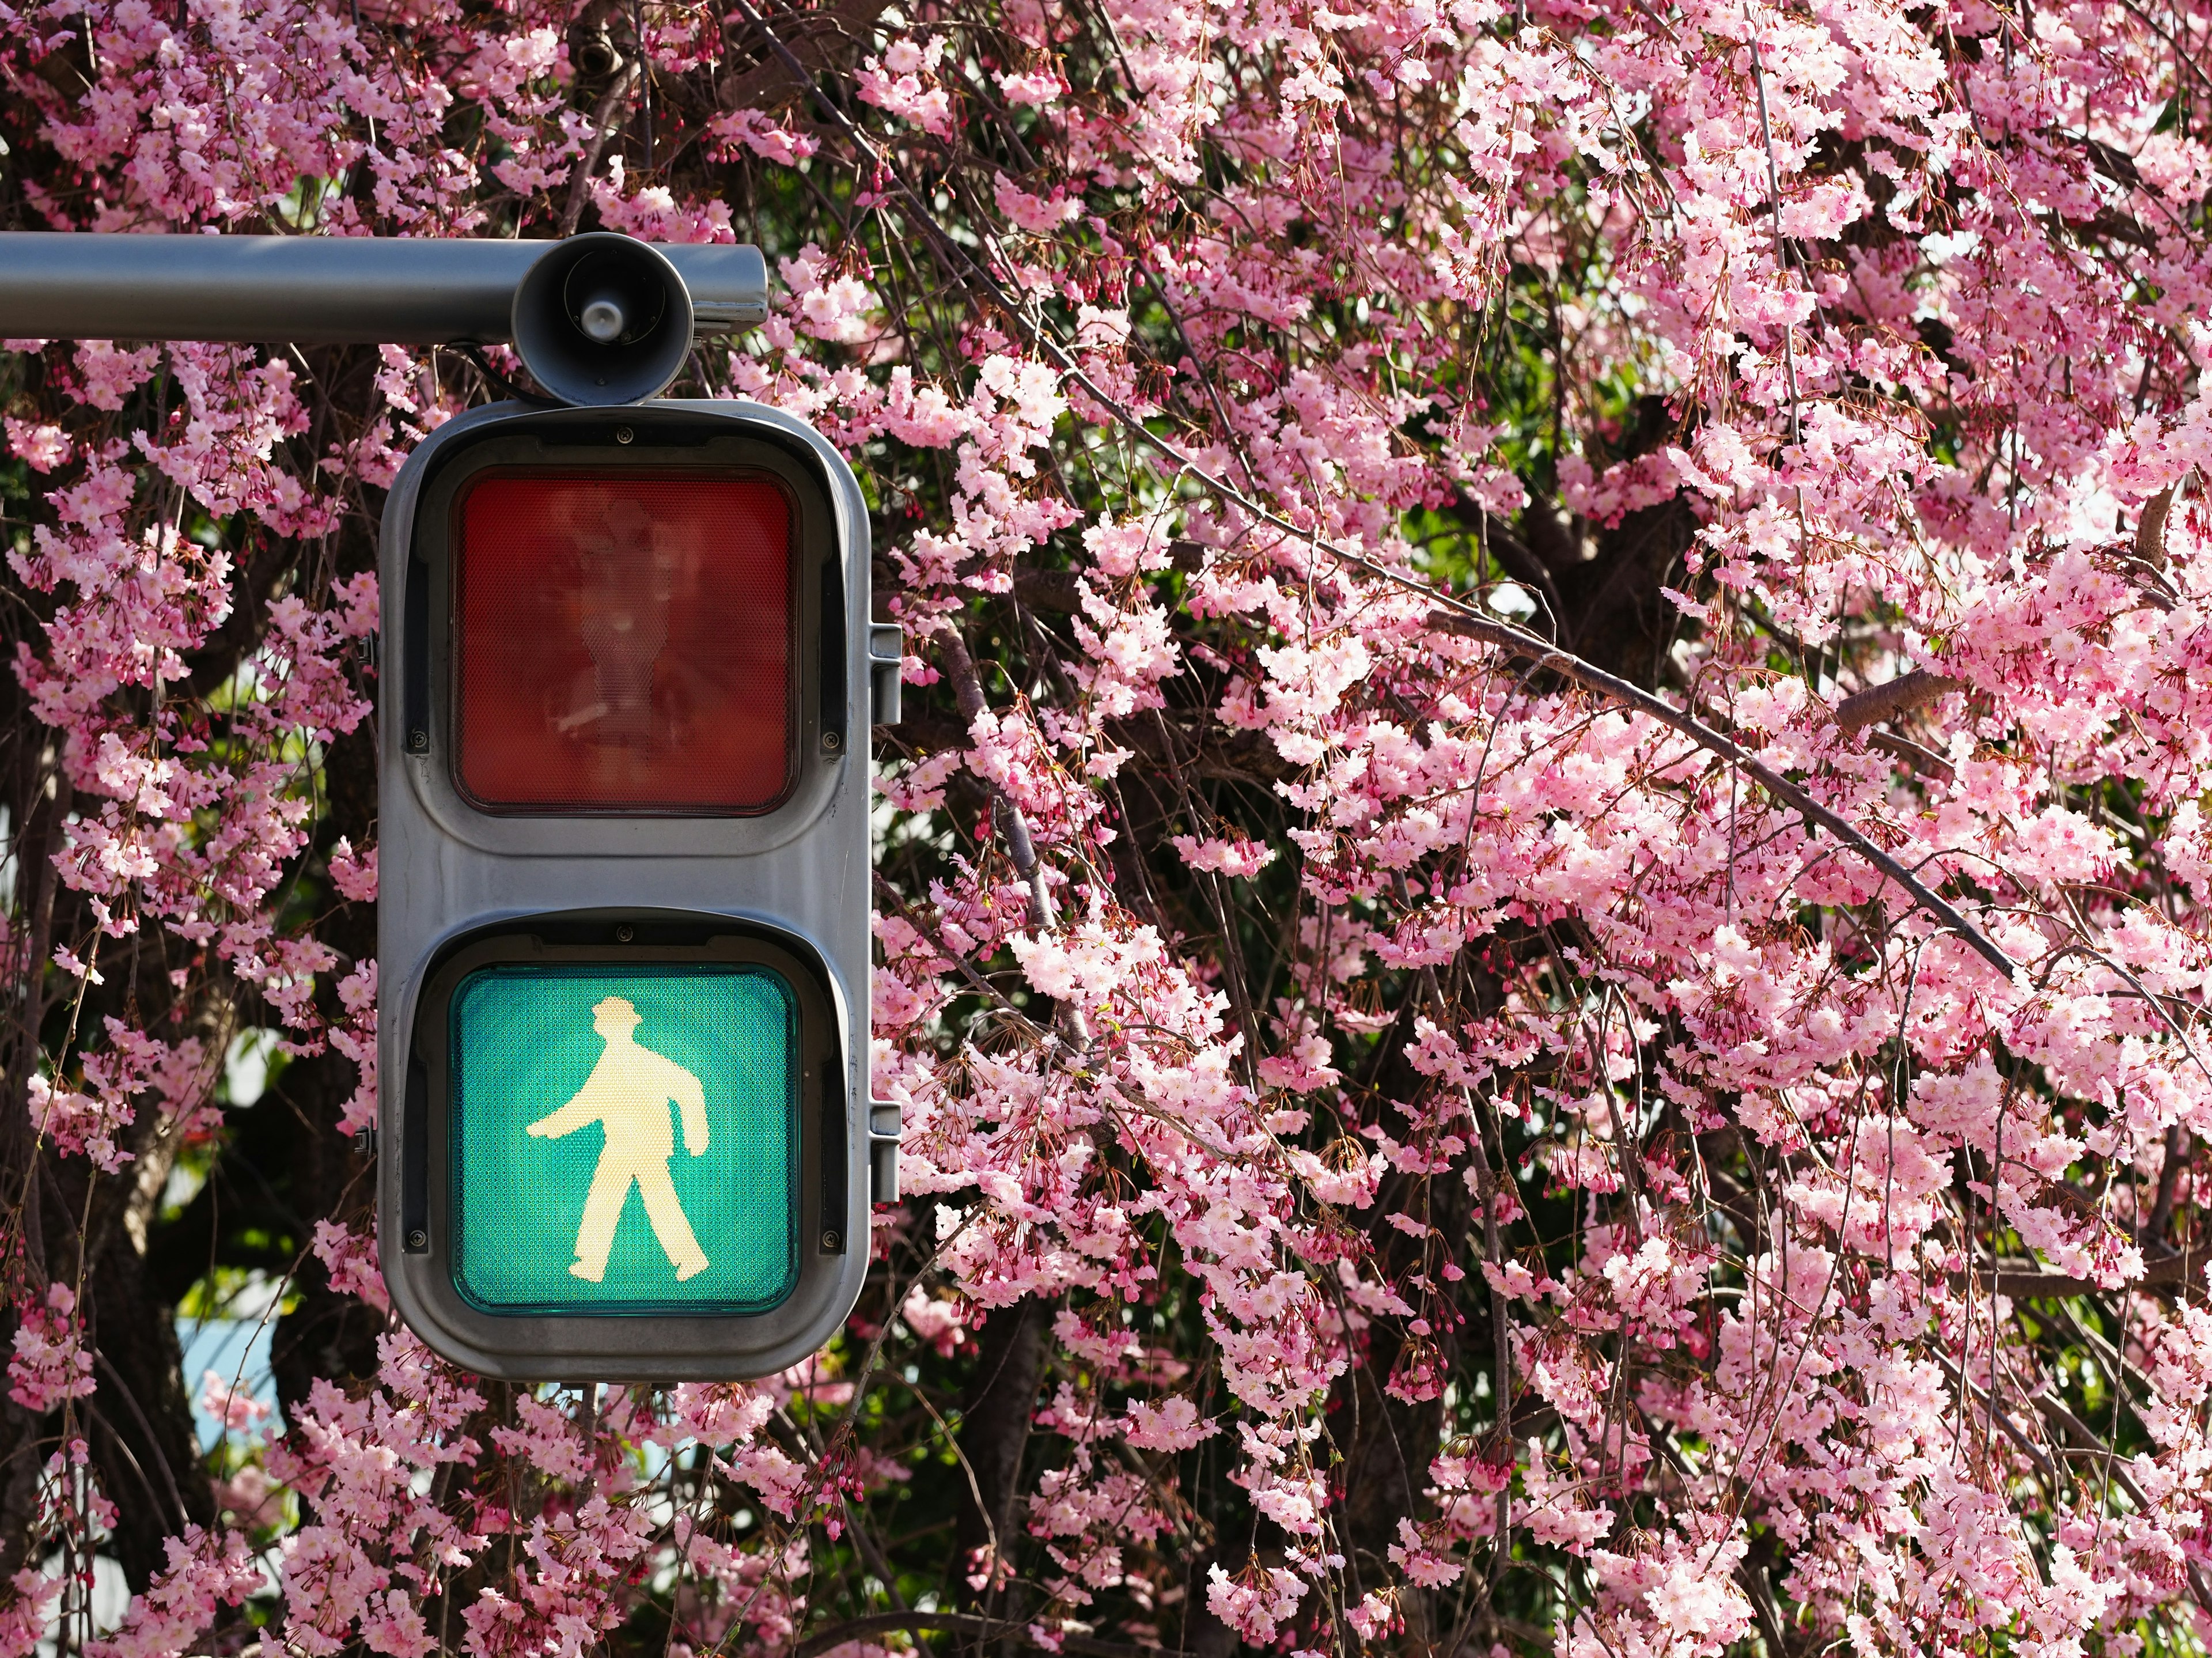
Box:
378 398 882 1385
392 909 849 1381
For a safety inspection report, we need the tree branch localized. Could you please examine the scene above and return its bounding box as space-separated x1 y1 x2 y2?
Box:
560 59 641 237
1832 669 1964 735
1972 1244 2209 1301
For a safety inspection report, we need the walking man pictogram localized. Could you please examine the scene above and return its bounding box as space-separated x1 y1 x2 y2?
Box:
527 995 712 1282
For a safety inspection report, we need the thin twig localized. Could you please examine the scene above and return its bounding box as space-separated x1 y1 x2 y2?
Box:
561 60 642 237
1744 12 1802 448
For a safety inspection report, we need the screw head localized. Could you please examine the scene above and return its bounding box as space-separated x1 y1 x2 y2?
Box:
407 729 428 752
615 923 635 942
613 425 634 445
823 729 843 752
407 1229 427 1251
821 1229 842 1252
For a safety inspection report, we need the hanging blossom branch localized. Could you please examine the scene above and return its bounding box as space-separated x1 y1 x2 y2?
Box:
735 0 2020 981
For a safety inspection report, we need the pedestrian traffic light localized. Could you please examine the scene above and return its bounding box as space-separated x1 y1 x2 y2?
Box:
375 381 897 1380
0 226 891 1377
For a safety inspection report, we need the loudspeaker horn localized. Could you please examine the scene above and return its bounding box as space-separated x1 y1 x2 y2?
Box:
511 233 694 407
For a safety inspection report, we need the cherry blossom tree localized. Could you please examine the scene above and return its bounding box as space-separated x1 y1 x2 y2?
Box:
3 0 2212 1651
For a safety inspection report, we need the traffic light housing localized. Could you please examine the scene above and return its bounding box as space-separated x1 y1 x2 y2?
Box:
376 399 894 1380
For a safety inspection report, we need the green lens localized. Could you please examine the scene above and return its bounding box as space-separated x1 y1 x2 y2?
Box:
449 965 799 1314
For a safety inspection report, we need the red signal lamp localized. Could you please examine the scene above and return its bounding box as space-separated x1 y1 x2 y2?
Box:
451 471 795 815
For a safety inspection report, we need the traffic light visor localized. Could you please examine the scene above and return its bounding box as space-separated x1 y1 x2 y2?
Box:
453 472 794 813
448 964 801 1313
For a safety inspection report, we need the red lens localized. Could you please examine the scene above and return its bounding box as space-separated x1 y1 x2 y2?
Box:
453 472 794 814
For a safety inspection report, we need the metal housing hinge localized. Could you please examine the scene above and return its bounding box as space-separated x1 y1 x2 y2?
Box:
868 1099 902 1204
868 624 906 728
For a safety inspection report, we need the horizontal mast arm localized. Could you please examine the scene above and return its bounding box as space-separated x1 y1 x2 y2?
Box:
0 233 768 344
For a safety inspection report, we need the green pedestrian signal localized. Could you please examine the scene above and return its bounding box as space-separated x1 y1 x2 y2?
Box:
448 968 800 1314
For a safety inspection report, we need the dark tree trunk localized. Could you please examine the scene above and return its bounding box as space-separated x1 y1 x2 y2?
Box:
1479 394 1701 691
270 711 382 1428
1332 1165 1467 1649
952 1296 1049 1615
87 1218 214 1587
0 1400 45 1583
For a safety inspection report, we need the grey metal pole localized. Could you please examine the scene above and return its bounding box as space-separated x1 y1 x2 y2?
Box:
0 233 768 343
